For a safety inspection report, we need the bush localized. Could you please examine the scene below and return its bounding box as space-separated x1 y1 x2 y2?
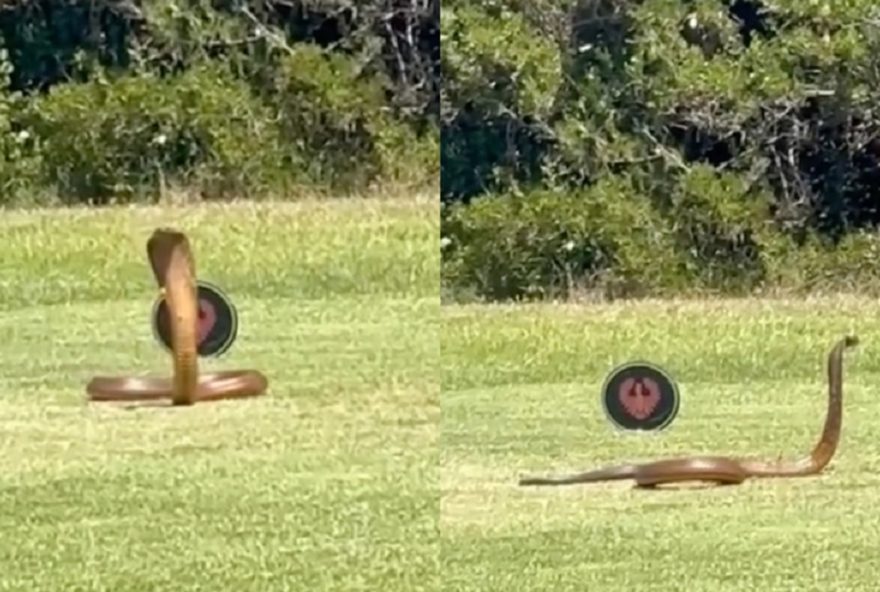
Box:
0 1 440 205
0 49 42 205
270 44 435 192
23 63 298 203
659 165 773 294
760 230 880 296
441 177 685 300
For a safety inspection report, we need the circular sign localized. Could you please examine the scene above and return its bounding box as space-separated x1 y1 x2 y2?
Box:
601 361 680 432
151 280 239 358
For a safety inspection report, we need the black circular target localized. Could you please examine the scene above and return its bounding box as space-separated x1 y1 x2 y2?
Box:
151 280 239 358
600 361 680 432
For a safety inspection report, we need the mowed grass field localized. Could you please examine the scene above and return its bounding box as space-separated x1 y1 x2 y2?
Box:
442 298 880 591
0 197 438 591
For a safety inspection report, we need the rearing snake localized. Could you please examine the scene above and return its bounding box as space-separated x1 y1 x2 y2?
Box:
519 336 858 488
86 228 268 406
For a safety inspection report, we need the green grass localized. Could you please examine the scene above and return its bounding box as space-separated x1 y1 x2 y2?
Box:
0 197 439 591
442 298 880 591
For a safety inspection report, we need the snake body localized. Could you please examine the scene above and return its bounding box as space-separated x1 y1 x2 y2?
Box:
519 336 858 488
87 228 268 406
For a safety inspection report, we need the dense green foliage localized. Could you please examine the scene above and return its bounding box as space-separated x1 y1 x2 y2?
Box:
441 0 880 300
0 0 439 205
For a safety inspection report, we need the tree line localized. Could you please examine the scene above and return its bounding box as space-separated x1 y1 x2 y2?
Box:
441 0 880 301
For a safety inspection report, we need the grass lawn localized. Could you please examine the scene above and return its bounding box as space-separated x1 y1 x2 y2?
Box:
442 298 880 591
0 196 439 591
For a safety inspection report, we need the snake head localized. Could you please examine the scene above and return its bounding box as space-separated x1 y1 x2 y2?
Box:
147 228 194 289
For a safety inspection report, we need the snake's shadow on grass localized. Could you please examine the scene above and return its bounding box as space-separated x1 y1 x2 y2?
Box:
94 400 182 411
516 478 733 492
628 473 836 492
631 482 741 492
517 479 827 493
94 397 265 411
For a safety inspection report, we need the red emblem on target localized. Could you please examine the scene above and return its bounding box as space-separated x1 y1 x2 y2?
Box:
152 280 239 358
197 299 217 344
601 361 679 431
618 376 661 420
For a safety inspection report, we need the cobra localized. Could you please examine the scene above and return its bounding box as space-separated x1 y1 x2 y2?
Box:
87 228 269 406
519 336 857 488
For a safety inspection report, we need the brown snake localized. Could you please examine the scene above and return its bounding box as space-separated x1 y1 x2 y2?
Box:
86 228 268 406
519 335 858 488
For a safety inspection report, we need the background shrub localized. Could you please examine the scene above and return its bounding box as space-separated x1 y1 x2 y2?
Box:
442 176 684 300
0 0 440 207
24 63 295 203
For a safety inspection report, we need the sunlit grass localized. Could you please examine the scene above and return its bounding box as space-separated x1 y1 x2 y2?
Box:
442 298 880 591
0 196 439 591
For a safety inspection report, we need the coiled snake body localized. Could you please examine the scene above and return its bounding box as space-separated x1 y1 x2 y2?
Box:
87 228 268 406
519 336 858 488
